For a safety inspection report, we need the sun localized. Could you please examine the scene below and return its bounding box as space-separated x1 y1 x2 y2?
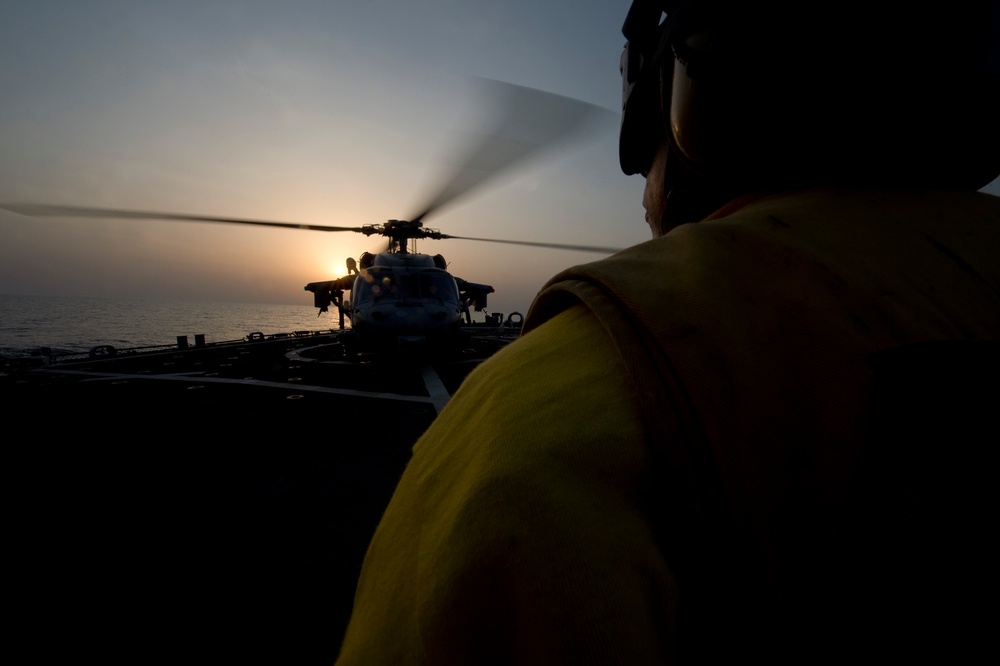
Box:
330 257 355 276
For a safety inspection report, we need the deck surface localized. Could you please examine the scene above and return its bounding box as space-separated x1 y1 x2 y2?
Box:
3 331 515 664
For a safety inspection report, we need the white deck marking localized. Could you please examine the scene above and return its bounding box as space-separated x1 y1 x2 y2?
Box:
29 368 436 404
420 364 452 415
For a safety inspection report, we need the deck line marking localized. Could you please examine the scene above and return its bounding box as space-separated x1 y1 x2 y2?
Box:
420 364 452 415
27 368 435 404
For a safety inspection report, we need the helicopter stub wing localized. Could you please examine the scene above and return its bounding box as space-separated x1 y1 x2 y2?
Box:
304 275 357 314
455 278 495 311
303 275 357 293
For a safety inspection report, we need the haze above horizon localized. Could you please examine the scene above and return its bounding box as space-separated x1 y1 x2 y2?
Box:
2 1 997 314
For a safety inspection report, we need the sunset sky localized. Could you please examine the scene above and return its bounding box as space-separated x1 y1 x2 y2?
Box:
2 1 998 317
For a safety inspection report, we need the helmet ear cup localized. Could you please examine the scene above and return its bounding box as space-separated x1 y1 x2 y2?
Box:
658 12 778 187
660 13 824 189
664 42 743 180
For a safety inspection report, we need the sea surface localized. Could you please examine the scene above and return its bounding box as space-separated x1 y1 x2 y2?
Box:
0 292 341 358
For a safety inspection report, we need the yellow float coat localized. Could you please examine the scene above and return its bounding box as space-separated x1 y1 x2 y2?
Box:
336 187 1000 664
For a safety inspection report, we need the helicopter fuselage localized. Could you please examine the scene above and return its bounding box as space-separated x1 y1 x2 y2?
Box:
348 252 463 342
305 249 492 354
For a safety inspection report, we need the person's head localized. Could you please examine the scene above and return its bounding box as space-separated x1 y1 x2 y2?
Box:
619 0 1000 236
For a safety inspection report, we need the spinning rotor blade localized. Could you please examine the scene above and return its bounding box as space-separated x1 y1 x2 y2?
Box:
440 233 622 255
2 81 617 252
0 203 366 234
408 78 612 225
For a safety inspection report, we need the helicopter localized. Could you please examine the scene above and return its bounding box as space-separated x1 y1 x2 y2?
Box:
298 214 621 355
0 200 622 357
0 80 624 356
303 220 496 354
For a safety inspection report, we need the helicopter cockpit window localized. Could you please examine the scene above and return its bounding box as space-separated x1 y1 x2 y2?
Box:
395 274 418 299
354 269 407 302
353 269 388 304
422 271 460 302
354 268 459 305
375 274 396 301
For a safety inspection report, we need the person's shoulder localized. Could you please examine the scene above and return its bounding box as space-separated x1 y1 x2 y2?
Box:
409 303 643 465
703 187 1000 225
477 304 619 384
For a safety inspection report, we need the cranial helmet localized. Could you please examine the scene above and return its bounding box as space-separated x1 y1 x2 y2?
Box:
619 1 1000 196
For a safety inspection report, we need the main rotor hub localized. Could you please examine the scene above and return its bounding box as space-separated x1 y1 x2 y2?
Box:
360 219 445 253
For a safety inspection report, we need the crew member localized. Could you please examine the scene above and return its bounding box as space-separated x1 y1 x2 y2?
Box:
336 2 1000 663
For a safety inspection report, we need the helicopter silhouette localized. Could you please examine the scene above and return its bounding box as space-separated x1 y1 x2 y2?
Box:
0 80 623 355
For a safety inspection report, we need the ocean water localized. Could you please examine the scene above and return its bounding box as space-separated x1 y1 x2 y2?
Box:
0 293 343 357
